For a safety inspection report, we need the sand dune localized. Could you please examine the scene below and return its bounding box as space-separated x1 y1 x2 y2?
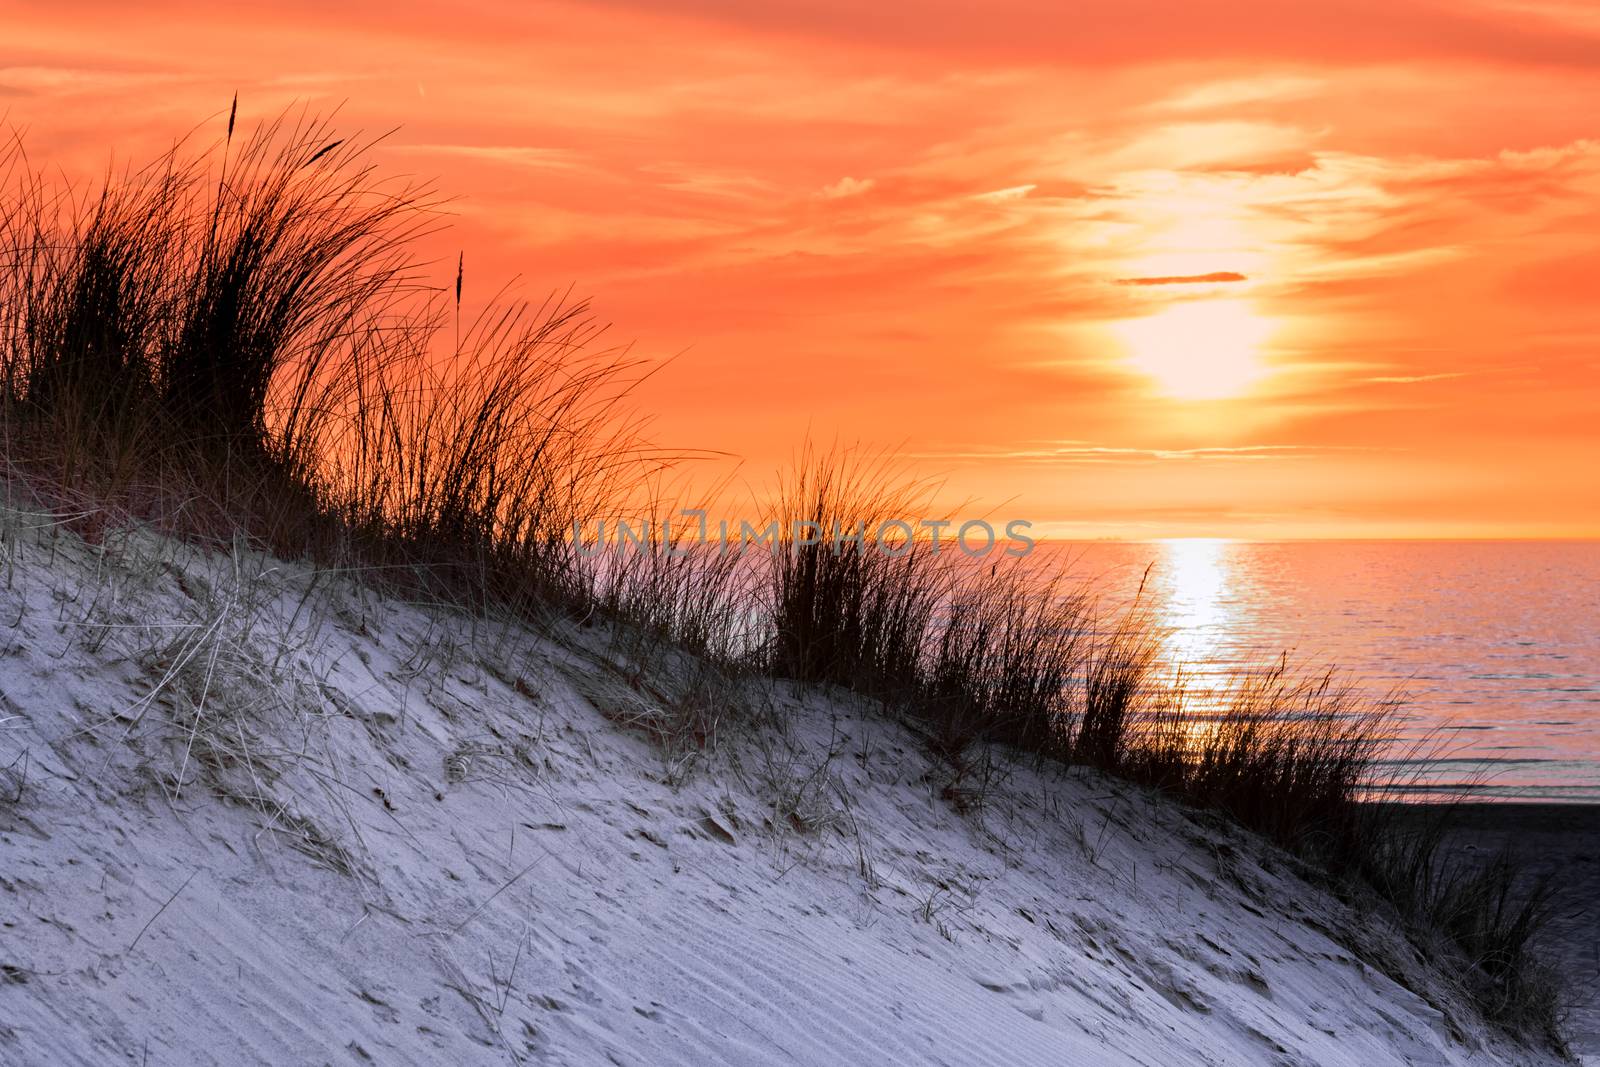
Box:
0 522 1563 1065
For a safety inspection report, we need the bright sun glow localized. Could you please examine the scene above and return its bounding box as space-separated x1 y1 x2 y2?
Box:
1111 299 1274 400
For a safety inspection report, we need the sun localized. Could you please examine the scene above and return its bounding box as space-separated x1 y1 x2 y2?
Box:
1111 298 1274 400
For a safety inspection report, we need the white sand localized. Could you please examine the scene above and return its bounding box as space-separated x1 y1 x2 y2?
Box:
0 520 1563 1065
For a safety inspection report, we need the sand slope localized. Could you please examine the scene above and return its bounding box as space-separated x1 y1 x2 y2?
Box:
0 524 1563 1065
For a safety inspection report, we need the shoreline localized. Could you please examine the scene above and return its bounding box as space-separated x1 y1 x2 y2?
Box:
1385 802 1600 1057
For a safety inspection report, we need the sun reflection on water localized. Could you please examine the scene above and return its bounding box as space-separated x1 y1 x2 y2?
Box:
1054 539 1600 801
1158 539 1233 662
1151 539 1238 716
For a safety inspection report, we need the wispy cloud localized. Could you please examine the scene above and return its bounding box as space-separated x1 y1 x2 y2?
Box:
1115 271 1246 286
910 444 1385 465
1364 372 1468 384
972 184 1036 202
1153 75 1325 112
817 176 874 199
399 144 588 170
0 65 182 95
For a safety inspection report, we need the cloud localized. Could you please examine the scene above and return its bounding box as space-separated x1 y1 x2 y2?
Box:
0 65 181 95
587 0 1600 70
1153 76 1325 112
1364 372 1468 384
1116 271 1247 286
642 164 776 199
818 176 875 199
972 184 1036 202
909 443 1382 465
399 144 587 170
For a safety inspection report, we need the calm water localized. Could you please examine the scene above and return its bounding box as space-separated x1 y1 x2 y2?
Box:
1044 541 1600 802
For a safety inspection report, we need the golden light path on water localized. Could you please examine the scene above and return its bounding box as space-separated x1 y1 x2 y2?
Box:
1157 538 1234 669
1143 538 1244 730
1059 539 1600 801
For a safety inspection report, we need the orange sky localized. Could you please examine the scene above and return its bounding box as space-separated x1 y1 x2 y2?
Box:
7 0 1600 538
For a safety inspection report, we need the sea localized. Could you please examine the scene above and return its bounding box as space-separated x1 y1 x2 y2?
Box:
1042 540 1600 802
